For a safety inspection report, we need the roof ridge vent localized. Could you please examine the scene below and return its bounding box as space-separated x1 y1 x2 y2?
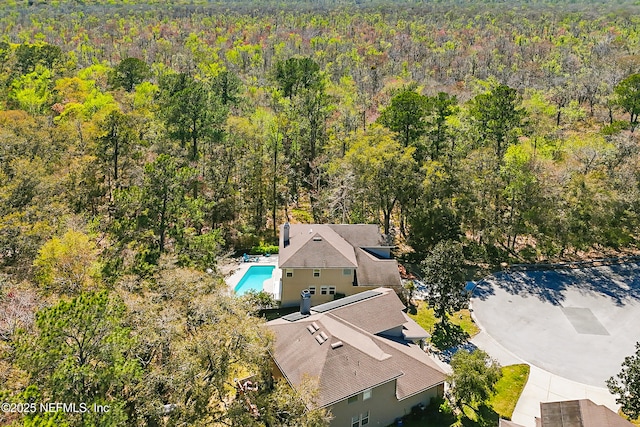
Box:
312 236 322 241
331 341 343 349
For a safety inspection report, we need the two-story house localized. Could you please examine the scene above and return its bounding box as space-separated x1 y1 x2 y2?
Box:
278 223 402 307
266 287 446 427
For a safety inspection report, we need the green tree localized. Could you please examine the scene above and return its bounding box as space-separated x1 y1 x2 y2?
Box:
469 84 526 162
107 154 197 275
139 269 271 426
448 349 502 411
109 57 150 92
408 161 461 256
426 92 458 160
95 109 139 193
211 69 242 106
420 240 467 326
0 41 11 72
272 58 330 219
344 125 418 235
409 205 461 257
377 88 430 151
14 42 62 75
499 144 542 252
607 342 640 420
257 377 331 427
9 66 52 115
274 56 321 99
614 74 640 132
158 73 227 160
139 154 195 254
16 291 140 426
33 230 100 295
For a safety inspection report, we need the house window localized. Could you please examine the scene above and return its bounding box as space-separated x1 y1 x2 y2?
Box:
285 269 293 278
351 412 369 427
329 286 336 295
308 286 316 295
313 269 321 277
361 411 369 425
363 388 372 400
343 268 352 276
321 286 328 295
348 395 358 404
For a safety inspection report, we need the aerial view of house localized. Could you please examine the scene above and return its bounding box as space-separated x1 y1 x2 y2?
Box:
267 287 446 426
3 1 640 426
278 223 402 306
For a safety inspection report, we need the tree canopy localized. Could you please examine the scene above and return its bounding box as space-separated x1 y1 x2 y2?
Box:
2 1 640 423
109 57 150 92
377 88 430 150
607 342 640 420
420 240 468 325
15 291 140 426
614 74 640 132
448 349 502 411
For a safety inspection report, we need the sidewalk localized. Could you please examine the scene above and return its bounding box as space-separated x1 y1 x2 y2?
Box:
470 331 619 427
510 365 618 427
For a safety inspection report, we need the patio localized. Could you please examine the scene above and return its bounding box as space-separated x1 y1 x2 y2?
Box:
225 255 281 301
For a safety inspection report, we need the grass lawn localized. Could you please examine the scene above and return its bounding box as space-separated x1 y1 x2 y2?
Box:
408 302 480 338
489 364 530 419
391 364 530 427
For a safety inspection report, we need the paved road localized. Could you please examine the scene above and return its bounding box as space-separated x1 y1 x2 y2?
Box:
471 263 640 387
470 331 619 427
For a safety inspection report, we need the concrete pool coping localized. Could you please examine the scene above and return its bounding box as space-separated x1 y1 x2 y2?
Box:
225 255 281 299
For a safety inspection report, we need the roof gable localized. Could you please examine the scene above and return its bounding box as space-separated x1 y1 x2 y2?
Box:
279 223 402 287
280 225 357 268
266 288 447 408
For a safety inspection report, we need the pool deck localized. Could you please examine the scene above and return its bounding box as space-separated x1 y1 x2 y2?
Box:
225 255 281 300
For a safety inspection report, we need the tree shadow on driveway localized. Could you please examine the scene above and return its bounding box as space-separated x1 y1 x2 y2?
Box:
473 262 640 306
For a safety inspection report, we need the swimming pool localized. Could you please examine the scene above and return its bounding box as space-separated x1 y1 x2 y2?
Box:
234 265 275 294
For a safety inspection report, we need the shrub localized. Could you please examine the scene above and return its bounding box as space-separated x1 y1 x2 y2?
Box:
250 243 279 255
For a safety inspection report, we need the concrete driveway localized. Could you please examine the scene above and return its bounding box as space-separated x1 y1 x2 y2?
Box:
471 263 640 388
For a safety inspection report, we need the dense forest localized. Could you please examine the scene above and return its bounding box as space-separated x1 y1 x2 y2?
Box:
2 0 640 425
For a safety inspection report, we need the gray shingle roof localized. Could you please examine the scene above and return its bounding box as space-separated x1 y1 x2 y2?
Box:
354 247 402 287
280 226 358 268
539 400 634 427
328 289 406 334
267 287 446 408
279 224 401 287
401 312 431 340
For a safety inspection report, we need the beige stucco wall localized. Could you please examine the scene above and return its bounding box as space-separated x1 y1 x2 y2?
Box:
280 268 356 307
328 379 444 427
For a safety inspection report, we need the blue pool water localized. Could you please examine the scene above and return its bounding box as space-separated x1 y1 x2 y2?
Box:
234 265 275 294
